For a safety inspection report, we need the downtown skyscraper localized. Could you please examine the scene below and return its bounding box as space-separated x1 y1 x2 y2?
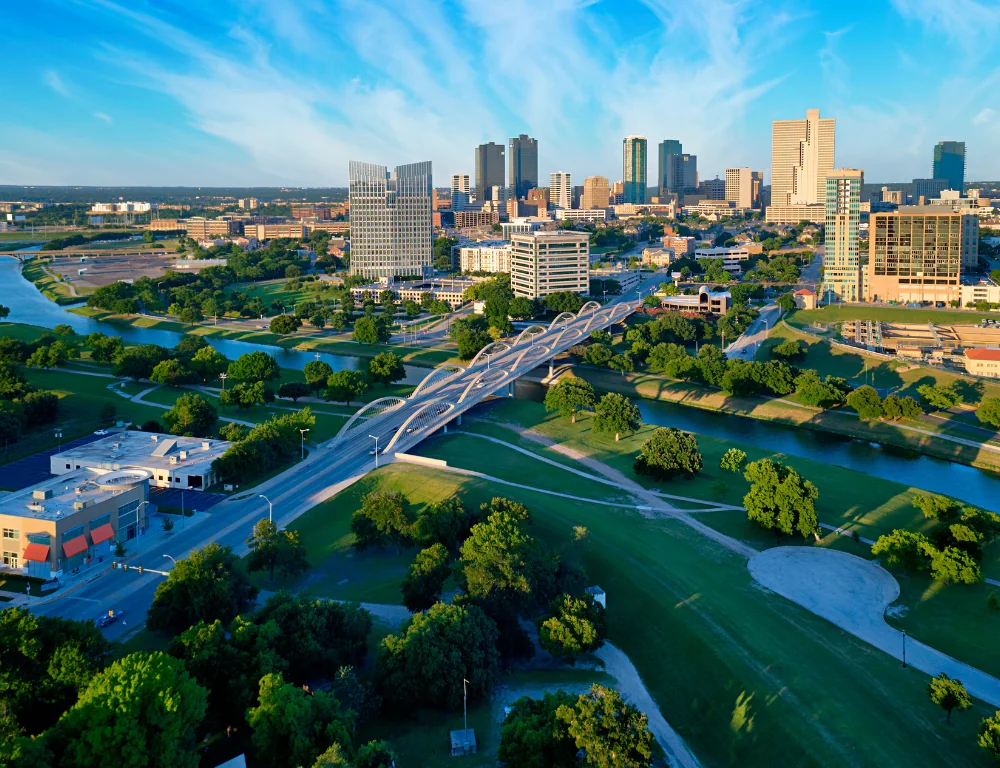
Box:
823 168 864 302
474 142 505 201
348 160 432 280
771 109 835 206
932 141 966 192
622 135 647 205
656 140 696 197
508 134 538 200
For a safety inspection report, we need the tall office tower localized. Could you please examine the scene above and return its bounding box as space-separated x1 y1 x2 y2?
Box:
450 174 471 212
582 176 610 209
610 180 624 205
671 154 698 194
700 178 726 200
549 172 573 210
508 134 538 200
725 168 754 209
474 142 505 201
932 141 966 192
348 160 432 280
657 139 682 197
822 168 864 302
622 136 648 204
510 231 590 299
868 209 976 304
751 172 764 209
771 108 835 206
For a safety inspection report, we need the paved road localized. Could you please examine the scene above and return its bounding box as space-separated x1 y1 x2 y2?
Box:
725 303 782 360
33 296 639 638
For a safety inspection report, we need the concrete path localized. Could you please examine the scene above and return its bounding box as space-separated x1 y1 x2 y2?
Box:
129 384 258 427
748 547 1000 707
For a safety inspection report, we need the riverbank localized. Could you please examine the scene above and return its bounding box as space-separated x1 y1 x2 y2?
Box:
572 366 1000 474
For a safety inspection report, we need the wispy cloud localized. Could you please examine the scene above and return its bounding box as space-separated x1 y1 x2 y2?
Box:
819 27 852 102
973 107 997 126
93 111 113 124
43 69 69 97
891 0 1000 47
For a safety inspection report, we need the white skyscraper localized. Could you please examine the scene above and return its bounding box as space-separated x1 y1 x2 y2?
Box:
725 168 754 210
348 160 432 280
549 171 572 210
771 108 835 206
450 174 470 211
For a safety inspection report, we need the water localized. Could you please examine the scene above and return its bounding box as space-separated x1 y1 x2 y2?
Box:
513 380 1000 511
0 256 425 383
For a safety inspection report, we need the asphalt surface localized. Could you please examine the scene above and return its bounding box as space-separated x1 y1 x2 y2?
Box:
725 303 782 360
32 289 643 640
149 487 227 512
0 432 109 490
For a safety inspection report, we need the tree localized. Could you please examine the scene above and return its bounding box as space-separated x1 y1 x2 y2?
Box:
400 543 451 612
352 491 413 552
977 397 1000 429
633 427 703 480
86 332 124 363
220 380 273 409
147 543 258 634
608 353 634 377
228 351 280 383
46 652 206 768
793 370 849 409
269 313 300 335
720 448 747 473
913 493 961 522
929 546 982 585
544 378 596 423
162 393 217 437
917 383 962 411
847 385 883 421
882 394 923 421
743 459 819 539
112 344 169 380
413 497 479 551
368 352 405 387
499 692 579 768
927 673 972 724
304 360 334 391
593 392 641 442
871 530 932 573
979 711 1000 763
584 343 614 367
325 370 368 405
353 315 391 344
538 593 607 663
247 673 354 768
277 381 312 402
355 740 397 768
555 684 654 768
246 518 310 583
777 292 796 312
509 296 535 320
771 338 805 360
188 346 229 381
375 602 500 711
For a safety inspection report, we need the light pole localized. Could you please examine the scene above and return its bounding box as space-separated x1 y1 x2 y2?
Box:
219 372 228 391
299 428 309 460
259 494 273 522
163 554 177 565
369 434 380 468
55 428 63 453
902 629 907 668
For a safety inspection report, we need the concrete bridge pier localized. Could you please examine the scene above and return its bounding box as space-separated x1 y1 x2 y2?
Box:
548 358 555 378
507 382 514 397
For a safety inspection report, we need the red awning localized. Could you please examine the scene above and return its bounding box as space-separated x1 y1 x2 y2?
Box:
89 524 114 545
22 543 50 562
62 535 88 559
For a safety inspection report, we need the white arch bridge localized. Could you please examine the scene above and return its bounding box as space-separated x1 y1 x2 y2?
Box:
326 300 637 458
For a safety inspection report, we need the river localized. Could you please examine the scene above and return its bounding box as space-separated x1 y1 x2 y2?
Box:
0 256 425 383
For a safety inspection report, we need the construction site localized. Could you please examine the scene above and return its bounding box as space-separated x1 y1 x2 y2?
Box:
842 319 1000 365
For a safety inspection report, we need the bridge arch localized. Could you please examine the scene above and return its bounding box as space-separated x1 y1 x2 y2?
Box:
468 341 511 369
457 367 510 404
331 396 407 444
551 326 584 348
410 364 466 399
548 311 577 330
382 399 456 454
513 324 548 347
577 300 601 317
509 343 552 372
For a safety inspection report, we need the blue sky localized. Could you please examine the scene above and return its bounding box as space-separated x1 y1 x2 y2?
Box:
2 0 998 187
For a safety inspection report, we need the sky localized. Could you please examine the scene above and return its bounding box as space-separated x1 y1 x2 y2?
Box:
2 0 999 188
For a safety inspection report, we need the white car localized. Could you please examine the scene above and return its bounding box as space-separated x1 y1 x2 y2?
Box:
93 429 110 436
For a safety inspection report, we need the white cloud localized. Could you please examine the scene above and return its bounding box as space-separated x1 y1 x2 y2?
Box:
819 27 852 103
891 0 1000 45
973 108 997 126
43 69 69 97
93 111 113 124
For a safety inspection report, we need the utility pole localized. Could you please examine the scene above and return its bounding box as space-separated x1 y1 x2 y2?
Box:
463 678 468 737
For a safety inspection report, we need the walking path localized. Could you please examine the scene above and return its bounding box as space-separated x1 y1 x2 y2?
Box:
749 547 1000 708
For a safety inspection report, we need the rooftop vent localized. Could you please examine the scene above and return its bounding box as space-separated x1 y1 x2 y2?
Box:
32 489 53 500
178 451 188 460
27 502 45 512
169 456 179 464
201 441 211 450
73 500 89 510
151 434 159 442
111 442 121 450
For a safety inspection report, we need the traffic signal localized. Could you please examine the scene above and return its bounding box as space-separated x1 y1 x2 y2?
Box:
112 561 117 570
122 564 129 571
137 566 143 575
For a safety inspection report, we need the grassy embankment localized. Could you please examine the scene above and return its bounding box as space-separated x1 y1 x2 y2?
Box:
269 397 997 767
20 259 86 305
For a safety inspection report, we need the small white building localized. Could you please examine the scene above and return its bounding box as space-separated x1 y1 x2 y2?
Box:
453 240 511 273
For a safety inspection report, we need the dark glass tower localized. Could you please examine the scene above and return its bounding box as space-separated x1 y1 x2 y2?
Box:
932 141 966 192
508 134 538 200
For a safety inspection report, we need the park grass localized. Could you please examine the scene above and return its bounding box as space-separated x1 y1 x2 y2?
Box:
292 455 995 767
0 322 63 343
786 305 995 329
66 307 189 332
221 278 315 310
20 259 82 304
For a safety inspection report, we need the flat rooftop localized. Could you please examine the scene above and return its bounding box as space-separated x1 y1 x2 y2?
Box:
53 432 230 473
0 468 147 521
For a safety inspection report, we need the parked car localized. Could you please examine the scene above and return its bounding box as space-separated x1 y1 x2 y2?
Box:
93 429 110 436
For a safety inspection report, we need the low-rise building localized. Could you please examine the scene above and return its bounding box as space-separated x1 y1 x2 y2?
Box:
959 280 1000 307
591 267 640 294
964 347 1000 378
554 208 608 223
641 247 673 267
306 221 351 235
182 217 243 239
694 245 755 273
454 241 511 273
510 231 589 299
243 223 307 241
454 210 500 228
501 217 550 239
792 288 817 309
659 285 732 314
0 468 150 579
51 432 230 491
351 277 477 309
662 235 696 257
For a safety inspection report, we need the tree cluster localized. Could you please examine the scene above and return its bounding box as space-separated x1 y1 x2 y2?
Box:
743 459 819 539
212 408 316 483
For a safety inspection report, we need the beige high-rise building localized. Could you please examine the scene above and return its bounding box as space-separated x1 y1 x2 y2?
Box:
582 176 610 209
549 171 573 210
510 231 589 299
767 109 834 223
867 208 978 304
725 168 754 209
823 168 864 303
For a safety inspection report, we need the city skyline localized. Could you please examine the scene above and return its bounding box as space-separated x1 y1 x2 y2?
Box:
2 0 999 187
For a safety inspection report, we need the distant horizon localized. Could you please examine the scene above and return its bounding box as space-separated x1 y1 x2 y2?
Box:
2 0 999 186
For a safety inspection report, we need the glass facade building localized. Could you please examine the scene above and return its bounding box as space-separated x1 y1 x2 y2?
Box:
508 134 538 200
622 136 647 204
932 141 965 193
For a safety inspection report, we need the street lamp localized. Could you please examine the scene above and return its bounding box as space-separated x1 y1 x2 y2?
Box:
368 434 380 468
299 428 310 460
54 428 63 453
163 554 177 565
902 629 907 668
219 372 228 391
259 494 272 522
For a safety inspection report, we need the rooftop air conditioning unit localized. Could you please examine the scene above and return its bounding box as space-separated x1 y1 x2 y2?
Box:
32 489 53 500
169 456 179 464
151 435 159 442
75 486 84 495
201 441 211 450
111 442 121 450
27 502 45 512
73 500 89 510
178 451 188 460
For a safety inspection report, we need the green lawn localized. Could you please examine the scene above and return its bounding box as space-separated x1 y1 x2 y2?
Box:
786 305 995 329
20 259 82 304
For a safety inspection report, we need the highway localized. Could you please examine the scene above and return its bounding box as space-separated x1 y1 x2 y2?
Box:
725 303 782 361
33 292 641 638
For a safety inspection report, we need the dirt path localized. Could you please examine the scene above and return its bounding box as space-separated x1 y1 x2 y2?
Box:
749 547 1000 707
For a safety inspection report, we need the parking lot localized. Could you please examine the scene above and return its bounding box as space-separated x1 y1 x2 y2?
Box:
44 252 180 291
149 487 227 512
0 433 108 491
